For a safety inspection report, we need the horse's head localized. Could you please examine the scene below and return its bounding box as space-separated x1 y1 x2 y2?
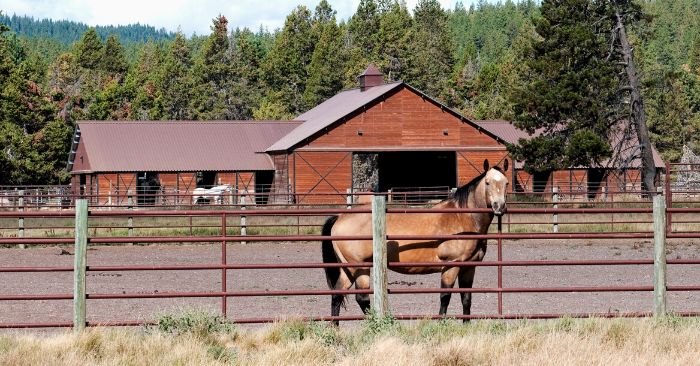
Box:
483 160 509 216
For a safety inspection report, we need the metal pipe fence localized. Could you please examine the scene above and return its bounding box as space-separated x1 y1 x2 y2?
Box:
0 192 698 329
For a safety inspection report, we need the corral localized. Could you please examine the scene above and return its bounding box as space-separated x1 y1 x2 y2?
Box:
0 164 699 329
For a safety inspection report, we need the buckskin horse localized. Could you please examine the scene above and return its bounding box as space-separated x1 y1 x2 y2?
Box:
321 159 508 323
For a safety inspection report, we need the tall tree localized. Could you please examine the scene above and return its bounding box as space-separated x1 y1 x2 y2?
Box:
190 15 235 119
303 1 345 108
377 0 411 81
508 0 618 173
100 35 128 75
75 28 103 70
405 0 454 99
607 0 656 193
261 7 314 116
159 32 193 119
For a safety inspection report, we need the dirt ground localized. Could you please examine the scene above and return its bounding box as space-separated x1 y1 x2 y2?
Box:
1 238 698 330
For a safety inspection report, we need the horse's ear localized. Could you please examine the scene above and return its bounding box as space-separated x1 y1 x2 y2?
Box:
483 159 490 172
503 159 509 172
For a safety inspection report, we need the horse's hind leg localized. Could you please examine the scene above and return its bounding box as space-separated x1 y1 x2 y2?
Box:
458 266 476 323
354 269 371 314
331 269 354 326
439 266 460 316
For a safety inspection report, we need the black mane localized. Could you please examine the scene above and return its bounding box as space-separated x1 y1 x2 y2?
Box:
448 167 503 208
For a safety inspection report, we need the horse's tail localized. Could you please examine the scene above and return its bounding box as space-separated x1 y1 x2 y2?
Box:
321 215 340 289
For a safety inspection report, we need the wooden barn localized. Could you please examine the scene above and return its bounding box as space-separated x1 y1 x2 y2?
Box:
475 120 665 197
264 65 512 204
68 121 300 205
68 65 665 205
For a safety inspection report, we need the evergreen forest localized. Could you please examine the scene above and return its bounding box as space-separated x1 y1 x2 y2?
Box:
0 0 699 185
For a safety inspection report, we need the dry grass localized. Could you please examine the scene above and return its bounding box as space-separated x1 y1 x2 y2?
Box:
1 314 699 366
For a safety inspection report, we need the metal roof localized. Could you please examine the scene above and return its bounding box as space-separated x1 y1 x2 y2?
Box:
474 119 665 169
71 121 301 173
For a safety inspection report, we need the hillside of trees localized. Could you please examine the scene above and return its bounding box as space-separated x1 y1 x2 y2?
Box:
0 0 699 185
0 14 175 44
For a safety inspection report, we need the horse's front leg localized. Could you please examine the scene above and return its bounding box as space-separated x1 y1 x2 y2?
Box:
439 266 460 316
457 266 476 323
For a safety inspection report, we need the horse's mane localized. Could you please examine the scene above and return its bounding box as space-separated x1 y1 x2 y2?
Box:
448 167 503 208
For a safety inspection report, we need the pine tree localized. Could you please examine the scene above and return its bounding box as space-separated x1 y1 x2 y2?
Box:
190 15 234 119
261 7 314 116
377 0 411 81
405 0 454 99
128 41 166 120
229 28 265 119
343 0 381 87
100 35 128 75
508 0 618 173
303 1 344 109
75 28 103 69
159 32 193 119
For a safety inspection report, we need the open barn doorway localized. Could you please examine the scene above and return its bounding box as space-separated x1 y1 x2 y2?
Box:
376 151 456 202
136 172 160 206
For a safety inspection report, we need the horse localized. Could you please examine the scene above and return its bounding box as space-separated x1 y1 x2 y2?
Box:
192 184 233 204
321 159 508 324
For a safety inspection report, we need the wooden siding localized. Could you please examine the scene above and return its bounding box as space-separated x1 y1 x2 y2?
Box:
216 173 236 186
305 88 501 149
91 173 135 205
456 151 511 187
72 139 91 172
293 151 351 204
270 154 291 203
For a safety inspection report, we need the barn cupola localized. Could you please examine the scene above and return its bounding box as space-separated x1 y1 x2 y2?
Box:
358 64 384 91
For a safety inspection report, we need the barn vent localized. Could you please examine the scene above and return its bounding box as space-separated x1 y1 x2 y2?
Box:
358 64 384 91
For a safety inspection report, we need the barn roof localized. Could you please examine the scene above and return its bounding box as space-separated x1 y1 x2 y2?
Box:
474 119 665 169
69 121 302 173
266 82 505 152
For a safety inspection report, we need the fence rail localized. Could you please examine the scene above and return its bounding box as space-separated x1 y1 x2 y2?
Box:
0 189 699 329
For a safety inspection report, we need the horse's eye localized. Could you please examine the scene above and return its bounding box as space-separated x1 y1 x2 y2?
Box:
485 182 490 185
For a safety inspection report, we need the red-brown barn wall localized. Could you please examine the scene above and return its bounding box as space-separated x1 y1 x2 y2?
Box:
456 150 511 186
305 88 501 149
293 151 351 204
292 87 505 201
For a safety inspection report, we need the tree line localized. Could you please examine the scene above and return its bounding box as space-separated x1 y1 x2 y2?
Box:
0 0 699 185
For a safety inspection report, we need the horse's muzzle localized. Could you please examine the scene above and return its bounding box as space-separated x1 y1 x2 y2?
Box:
492 202 506 216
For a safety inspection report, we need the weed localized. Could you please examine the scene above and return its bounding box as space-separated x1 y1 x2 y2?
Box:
151 309 236 338
362 310 399 338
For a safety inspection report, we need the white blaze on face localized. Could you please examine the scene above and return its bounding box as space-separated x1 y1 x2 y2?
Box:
486 169 508 214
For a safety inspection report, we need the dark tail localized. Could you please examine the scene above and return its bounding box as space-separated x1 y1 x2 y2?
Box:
322 215 340 289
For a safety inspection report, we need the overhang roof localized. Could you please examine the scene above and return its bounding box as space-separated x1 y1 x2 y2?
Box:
475 119 665 169
70 121 301 173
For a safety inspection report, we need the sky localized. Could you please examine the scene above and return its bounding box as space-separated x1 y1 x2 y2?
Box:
0 0 470 36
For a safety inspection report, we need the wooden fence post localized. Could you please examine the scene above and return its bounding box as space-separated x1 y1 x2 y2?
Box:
239 193 247 245
371 195 389 317
653 187 667 317
18 190 25 249
74 199 88 332
552 186 558 233
601 186 607 202
127 195 134 243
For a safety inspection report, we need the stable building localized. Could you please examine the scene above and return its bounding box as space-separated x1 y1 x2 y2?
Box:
68 121 300 205
68 65 664 205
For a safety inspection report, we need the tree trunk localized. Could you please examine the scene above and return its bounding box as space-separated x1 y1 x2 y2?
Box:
616 11 657 195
